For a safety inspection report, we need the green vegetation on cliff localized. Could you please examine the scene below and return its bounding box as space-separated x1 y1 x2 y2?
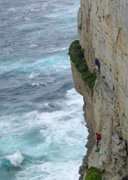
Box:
85 167 102 180
68 40 96 93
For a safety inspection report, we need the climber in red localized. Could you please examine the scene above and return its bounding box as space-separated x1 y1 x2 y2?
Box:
96 133 102 149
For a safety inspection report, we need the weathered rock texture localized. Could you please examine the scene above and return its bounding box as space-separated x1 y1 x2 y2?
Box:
71 0 128 179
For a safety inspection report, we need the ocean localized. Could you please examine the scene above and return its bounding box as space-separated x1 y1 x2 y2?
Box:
0 0 88 179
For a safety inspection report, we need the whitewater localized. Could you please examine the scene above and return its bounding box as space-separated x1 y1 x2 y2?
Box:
0 0 88 179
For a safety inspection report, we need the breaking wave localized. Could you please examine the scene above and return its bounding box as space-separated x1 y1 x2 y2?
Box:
0 151 24 170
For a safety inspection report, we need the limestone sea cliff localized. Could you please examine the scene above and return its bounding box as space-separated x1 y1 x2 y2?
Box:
70 0 128 180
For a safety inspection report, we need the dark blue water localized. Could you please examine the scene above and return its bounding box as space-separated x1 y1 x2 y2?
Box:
0 0 88 179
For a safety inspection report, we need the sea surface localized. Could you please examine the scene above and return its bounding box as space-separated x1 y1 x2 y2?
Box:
0 0 88 180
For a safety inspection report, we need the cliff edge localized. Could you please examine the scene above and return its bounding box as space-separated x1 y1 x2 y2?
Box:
71 0 128 180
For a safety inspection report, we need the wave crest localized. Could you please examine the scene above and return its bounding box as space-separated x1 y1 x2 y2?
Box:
1 151 24 170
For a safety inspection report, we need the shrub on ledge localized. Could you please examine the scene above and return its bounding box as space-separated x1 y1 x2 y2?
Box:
68 40 96 93
85 167 102 180
68 40 84 63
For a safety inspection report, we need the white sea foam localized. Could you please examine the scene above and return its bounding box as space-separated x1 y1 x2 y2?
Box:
44 103 50 108
60 47 68 51
28 72 40 79
24 17 30 21
6 151 24 167
47 46 68 53
29 44 38 48
9 8 16 12
16 160 81 180
0 87 87 180
31 82 40 86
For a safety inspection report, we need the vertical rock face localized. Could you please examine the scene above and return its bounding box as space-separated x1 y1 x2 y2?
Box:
71 0 128 179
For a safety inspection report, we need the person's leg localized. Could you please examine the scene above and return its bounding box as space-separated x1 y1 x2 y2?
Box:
95 65 98 71
96 141 98 149
98 64 100 71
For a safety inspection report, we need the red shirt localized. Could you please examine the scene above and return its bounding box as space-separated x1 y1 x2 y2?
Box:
96 135 99 141
96 134 101 141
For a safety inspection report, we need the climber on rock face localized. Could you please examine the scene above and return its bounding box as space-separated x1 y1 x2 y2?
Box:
96 133 101 149
95 58 100 71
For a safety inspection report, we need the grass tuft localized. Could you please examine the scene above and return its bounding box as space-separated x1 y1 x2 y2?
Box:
85 167 102 180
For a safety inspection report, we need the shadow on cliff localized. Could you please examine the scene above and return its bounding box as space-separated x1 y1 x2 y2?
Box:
122 177 128 180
